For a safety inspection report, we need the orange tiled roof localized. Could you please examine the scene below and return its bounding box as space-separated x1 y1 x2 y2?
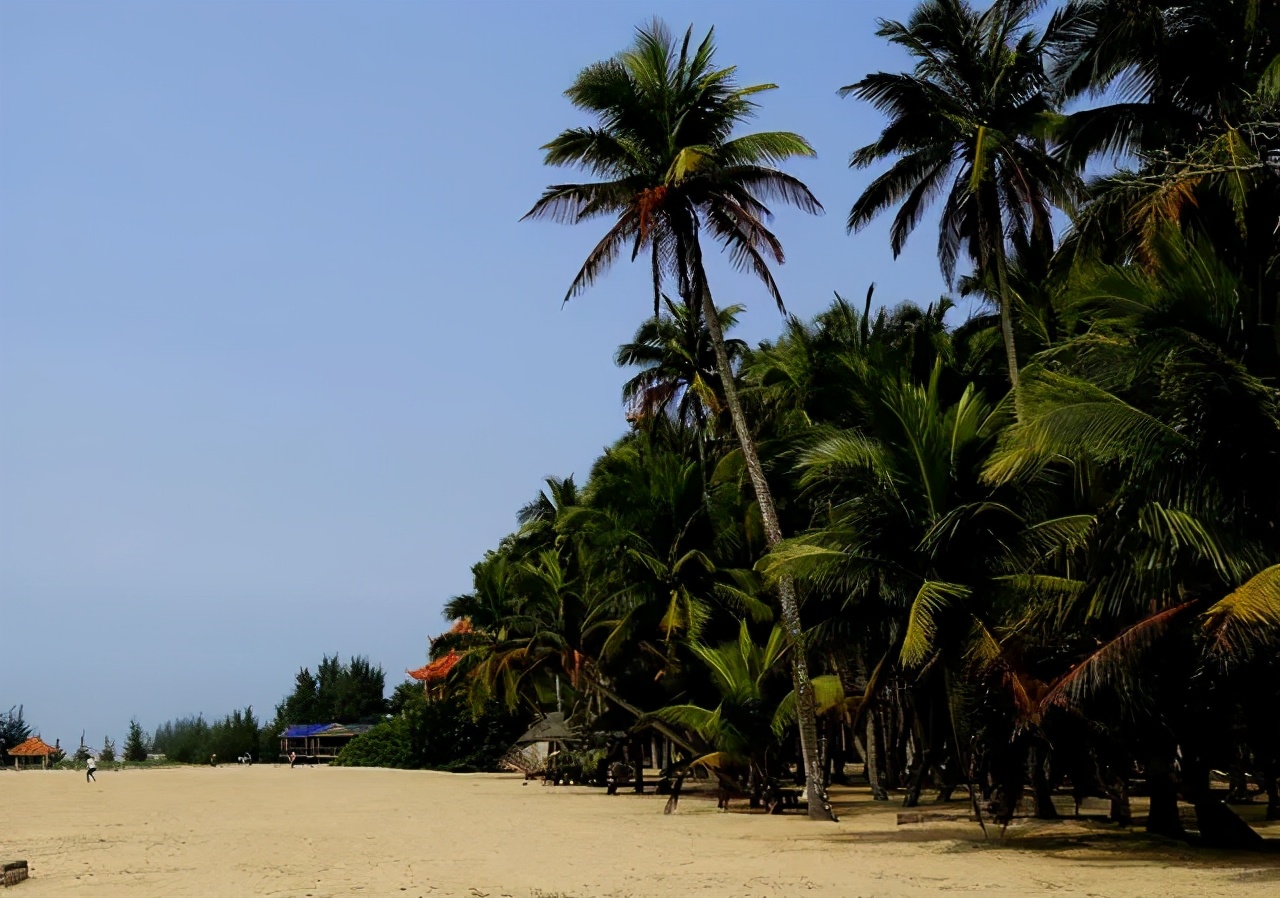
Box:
439 618 472 639
407 649 461 683
7 736 59 757
408 618 472 683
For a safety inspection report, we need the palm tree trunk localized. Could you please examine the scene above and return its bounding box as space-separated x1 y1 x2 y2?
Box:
865 711 888 800
980 180 1019 389
689 241 836 822
992 235 1020 389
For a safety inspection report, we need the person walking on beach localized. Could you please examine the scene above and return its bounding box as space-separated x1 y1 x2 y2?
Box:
289 750 297 769
86 756 96 783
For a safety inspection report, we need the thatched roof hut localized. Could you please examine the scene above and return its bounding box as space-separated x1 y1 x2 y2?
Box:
516 712 578 745
7 736 59 769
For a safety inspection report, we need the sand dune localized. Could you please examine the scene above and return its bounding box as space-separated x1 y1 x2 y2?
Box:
3 766 1278 897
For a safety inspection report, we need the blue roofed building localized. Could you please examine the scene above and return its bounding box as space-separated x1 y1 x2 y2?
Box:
278 722 374 763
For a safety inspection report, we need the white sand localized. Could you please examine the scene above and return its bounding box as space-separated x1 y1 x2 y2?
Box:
4 766 1278 897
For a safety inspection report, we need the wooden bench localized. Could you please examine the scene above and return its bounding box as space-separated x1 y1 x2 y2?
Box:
3 860 29 887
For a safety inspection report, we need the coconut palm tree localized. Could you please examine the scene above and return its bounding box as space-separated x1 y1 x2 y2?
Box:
615 298 747 429
841 0 1079 387
1048 0 1280 168
984 233 1280 840
524 19 834 818
653 622 791 798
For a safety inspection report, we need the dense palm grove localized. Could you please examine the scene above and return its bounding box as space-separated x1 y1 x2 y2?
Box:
427 0 1280 845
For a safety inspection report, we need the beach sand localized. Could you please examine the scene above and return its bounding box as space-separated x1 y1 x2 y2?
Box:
4 766 1279 897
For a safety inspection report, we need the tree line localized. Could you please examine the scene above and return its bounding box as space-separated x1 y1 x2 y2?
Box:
119 653 389 764
429 0 1280 846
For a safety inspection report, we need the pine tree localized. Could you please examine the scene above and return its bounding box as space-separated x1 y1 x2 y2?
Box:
123 718 149 762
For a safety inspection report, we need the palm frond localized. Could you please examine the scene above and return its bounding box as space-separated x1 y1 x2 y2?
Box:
1202 565 1280 663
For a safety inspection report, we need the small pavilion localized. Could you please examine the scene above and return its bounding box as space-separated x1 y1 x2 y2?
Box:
407 619 471 697
7 736 60 770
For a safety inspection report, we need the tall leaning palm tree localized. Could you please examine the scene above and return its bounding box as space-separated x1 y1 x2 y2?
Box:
523 20 833 818
841 0 1078 387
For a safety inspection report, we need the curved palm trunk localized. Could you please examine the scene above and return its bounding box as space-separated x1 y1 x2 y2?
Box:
689 244 836 822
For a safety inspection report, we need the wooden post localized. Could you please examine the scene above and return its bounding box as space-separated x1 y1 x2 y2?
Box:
632 735 645 793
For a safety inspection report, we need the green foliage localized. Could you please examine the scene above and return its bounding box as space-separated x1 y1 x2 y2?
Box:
123 718 149 762
0 705 32 754
99 736 116 763
453 6 1280 840
151 707 261 763
275 654 388 726
336 691 527 772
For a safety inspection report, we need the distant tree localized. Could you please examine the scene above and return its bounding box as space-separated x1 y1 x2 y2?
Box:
276 668 321 725
100 736 116 763
258 718 282 763
123 718 149 762
208 707 260 761
149 709 260 764
0 705 31 753
276 655 387 725
149 715 210 763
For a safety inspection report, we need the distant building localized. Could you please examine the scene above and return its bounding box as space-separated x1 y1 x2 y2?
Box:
6 736 60 770
278 723 374 763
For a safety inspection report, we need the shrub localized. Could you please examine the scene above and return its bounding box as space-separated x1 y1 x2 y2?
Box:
336 690 526 771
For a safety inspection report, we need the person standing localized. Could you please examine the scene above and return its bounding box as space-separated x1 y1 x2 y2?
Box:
86 755 96 783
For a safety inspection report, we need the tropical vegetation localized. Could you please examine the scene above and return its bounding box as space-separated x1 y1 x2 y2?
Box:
404 3 1280 847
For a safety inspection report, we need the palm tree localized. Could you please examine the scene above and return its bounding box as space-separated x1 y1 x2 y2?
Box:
763 360 1067 818
524 20 834 818
654 622 791 800
984 233 1280 839
615 298 747 429
1048 0 1280 368
1049 0 1280 168
841 0 1078 387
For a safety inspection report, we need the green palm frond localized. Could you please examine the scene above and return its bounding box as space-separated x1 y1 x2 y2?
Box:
1136 502 1241 582
985 366 1183 483
1202 565 1280 662
901 580 972 668
771 675 847 735
797 431 894 486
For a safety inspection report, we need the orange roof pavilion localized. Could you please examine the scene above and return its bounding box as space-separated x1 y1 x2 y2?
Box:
7 735 60 769
407 619 471 686
407 650 461 684
7 736 58 756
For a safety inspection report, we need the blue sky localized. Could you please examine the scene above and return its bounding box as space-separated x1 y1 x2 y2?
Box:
1 0 974 748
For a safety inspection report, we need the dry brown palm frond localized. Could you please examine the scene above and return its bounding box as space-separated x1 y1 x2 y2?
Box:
1041 600 1196 711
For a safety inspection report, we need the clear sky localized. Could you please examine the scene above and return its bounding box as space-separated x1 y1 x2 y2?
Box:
1 0 967 749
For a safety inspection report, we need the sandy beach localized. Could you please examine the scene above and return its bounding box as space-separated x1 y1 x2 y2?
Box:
3 766 1278 897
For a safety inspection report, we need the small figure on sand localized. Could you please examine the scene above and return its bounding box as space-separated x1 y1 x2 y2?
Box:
288 750 297 768
86 756 96 783
209 753 217 767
